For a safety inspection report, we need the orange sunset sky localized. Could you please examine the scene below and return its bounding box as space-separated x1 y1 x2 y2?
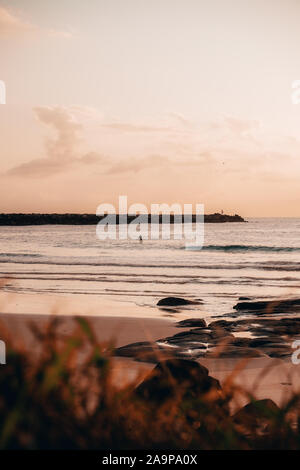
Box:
1 0 300 216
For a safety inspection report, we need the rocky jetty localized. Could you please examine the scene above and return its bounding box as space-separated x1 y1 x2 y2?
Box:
0 212 246 226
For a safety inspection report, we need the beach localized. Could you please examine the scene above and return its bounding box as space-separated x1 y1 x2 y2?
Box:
1 290 300 410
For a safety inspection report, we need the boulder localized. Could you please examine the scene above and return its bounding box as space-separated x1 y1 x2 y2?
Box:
208 320 233 330
114 341 174 362
260 345 292 358
135 359 224 406
165 330 212 344
233 399 280 435
230 337 252 347
176 318 206 328
206 346 265 358
210 327 234 340
233 298 300 314
249 337 285 348
157 297 195 306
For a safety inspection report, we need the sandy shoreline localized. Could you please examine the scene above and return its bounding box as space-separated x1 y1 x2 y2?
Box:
0 312 182 348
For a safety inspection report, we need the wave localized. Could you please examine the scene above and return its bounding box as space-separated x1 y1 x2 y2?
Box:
186 245 300 253
1 258 300 272
0 253 42 258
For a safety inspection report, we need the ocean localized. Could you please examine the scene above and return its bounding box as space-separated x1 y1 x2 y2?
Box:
1 218 300 319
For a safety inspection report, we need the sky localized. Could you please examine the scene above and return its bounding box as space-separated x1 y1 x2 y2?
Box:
1 0 300 216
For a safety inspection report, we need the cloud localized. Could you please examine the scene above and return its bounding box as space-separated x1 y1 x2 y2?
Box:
3 108 300 216
7 107 107 177
165 112 195 128
6 107 300 182
223 116 260 135
106 155 169 175
7 157 72 177
102 121 170 134
101 112 194 134
35 107 81 161
0 6 72 38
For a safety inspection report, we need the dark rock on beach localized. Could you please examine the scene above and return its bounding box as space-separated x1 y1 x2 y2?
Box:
135 359 230 422
209 326 234 341
206 346 265 358
136 359 222 400
115 341 174 363
249 337 286 348
157 297 195 307
233 399 280 435
175 318 206 328
114 313 300 363
259 344 292 358
164 329 212 344
233 298 300 314
209 319 233 331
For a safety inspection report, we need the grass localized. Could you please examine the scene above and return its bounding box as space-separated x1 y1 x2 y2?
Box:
0 317 300 450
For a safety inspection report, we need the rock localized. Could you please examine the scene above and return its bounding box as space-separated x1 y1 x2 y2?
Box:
238 296 251 301
164 341 207 350
233 399 280 434
208 320 233 330
165 329 212 344
230 337 252 347
176 318 206 328
206 346 265 358
204 213 246 223
249 337 285 348
260 345 292 358
114 341 174 362
158 308 178 314
115 315 298 363
210 327 234 340
135 359 226 408
157 297 195 306
233 298 300 314
175 347 207 359
250 320 300 337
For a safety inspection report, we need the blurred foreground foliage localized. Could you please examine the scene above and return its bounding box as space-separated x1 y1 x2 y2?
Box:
0 317 300 450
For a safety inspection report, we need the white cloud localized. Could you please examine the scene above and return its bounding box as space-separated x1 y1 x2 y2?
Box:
6 106 300 181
